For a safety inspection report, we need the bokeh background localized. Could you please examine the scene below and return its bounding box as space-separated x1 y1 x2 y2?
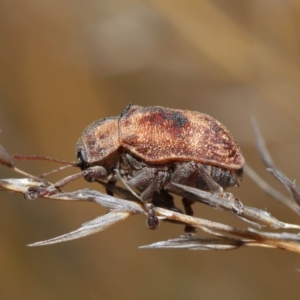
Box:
1 1 300 299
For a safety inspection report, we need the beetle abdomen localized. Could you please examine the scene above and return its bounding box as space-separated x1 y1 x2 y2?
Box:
119 105 244 169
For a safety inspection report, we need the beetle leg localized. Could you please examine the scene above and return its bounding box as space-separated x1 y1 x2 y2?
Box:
126 168 156 188
124 153 146 170
195 163 223 193
152 190 189 227
83 166 107 182
105 179 117 196
141 170 169 230
166 161 197 189
114 169 141 200
168 162 223 193
165 162 198 232
152 190 182 213
139 170 168 201
127 168 170 229
167 162 223 233
182 197 196 233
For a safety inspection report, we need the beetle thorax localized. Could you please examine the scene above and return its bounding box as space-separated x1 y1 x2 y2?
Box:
77 116 120 172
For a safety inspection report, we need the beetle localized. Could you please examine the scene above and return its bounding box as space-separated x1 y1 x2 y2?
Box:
76 104 245 230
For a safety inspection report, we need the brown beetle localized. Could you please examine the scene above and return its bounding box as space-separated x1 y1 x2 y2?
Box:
76 104 244 230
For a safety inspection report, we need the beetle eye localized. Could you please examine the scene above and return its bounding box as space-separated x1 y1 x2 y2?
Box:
77 148 89 170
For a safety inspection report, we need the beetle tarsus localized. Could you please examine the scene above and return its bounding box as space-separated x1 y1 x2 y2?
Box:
25 185 58 199
25 186 48 199
145 203 159 230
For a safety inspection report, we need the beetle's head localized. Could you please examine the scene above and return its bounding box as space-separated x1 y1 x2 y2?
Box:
76 116 119 171
76 142 90 171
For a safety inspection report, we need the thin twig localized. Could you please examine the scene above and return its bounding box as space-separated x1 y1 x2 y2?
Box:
251 117 275 168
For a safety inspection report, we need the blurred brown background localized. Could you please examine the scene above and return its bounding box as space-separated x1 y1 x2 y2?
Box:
1 1 300 299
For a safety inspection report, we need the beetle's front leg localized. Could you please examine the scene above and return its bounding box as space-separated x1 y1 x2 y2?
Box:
168 162 223 193
26 166 107 199
83 166 107 182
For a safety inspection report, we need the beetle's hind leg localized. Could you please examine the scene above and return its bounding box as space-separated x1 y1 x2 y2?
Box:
167 162 223 233
168 162 223 193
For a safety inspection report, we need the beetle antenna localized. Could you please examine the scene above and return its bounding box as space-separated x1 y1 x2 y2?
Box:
13 154 78 179
39 164 74 178
13 154 77 166
114 168 141 200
